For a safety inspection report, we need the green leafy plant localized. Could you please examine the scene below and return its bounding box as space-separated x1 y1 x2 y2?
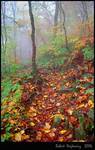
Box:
85 88 94 94
88 109 94 120
75 127 86 140
1 123 12 142
51 114 63 128
82 45 94 60
1 80 13 99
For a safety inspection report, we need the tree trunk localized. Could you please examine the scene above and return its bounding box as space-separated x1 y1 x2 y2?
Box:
1 1 7 73
59 5 63 32
59 2 68 49
54 1 59 35
81 1 90 37
28 1 37 75
12 1 17 63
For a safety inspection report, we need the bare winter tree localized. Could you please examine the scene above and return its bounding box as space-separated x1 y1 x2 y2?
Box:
28 1 37 74
41 2 53 25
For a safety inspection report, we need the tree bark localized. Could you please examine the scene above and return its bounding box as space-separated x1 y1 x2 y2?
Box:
59 2 68 49
11 1 17 63
1 1 7 73
54 1 59 35
28 1 37 74
81 1 90 36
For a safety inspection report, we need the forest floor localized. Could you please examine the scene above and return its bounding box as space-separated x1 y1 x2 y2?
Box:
1 61 94 142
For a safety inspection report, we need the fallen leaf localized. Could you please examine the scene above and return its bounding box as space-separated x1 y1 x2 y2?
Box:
51 114 64 127
88 100 94 108
51 114 64 120
20 130 25 134
59 130 67 134
50 99 55 103
30 106 37 112
51 128 56 132
15 132 22 141
49 132 55 137
58 136 65 142
67 134 72 139
32 112 37 117
36 131 42 140
50 83 54 86
44 129 50 133
69 116 77 125
30 122 35 126
9 101 15 106
44 95 48 98
9 119 16 124
42 104 45 108
65 82 70 87
77 103 85 109
44 122 51 130
67 108 73 115
56 103 61 106
22 134 30 140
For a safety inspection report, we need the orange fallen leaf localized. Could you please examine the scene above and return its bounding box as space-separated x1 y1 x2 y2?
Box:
59 130 67 134
44 129 51 133
76 103 85 109
44 122 51 130
22 134 30 140
30 106 37 112
67 134 72 139
32 112 37 117
49 132 55 137
69 116 77 125
44 95 48 98
51 128 56 132
36 131 42 141
67 108 73 115
58 136 65 142
9 119 16 124
88 100 94 108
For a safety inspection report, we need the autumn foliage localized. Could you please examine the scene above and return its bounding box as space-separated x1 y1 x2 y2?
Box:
1 55 94 142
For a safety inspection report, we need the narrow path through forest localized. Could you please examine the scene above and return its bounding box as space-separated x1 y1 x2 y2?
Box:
14 64 93 142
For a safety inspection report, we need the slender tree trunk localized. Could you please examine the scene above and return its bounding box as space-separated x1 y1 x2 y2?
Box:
3 2 7 52
63 23 68 49
12 2 17 63
59 2 68 49
54 1 59 35
81 1 90 37
59 6 63 32
1 1 7 73
28 1 37 74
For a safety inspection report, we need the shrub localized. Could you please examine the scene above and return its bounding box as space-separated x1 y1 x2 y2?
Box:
82 45 94 60
37 34 70 68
